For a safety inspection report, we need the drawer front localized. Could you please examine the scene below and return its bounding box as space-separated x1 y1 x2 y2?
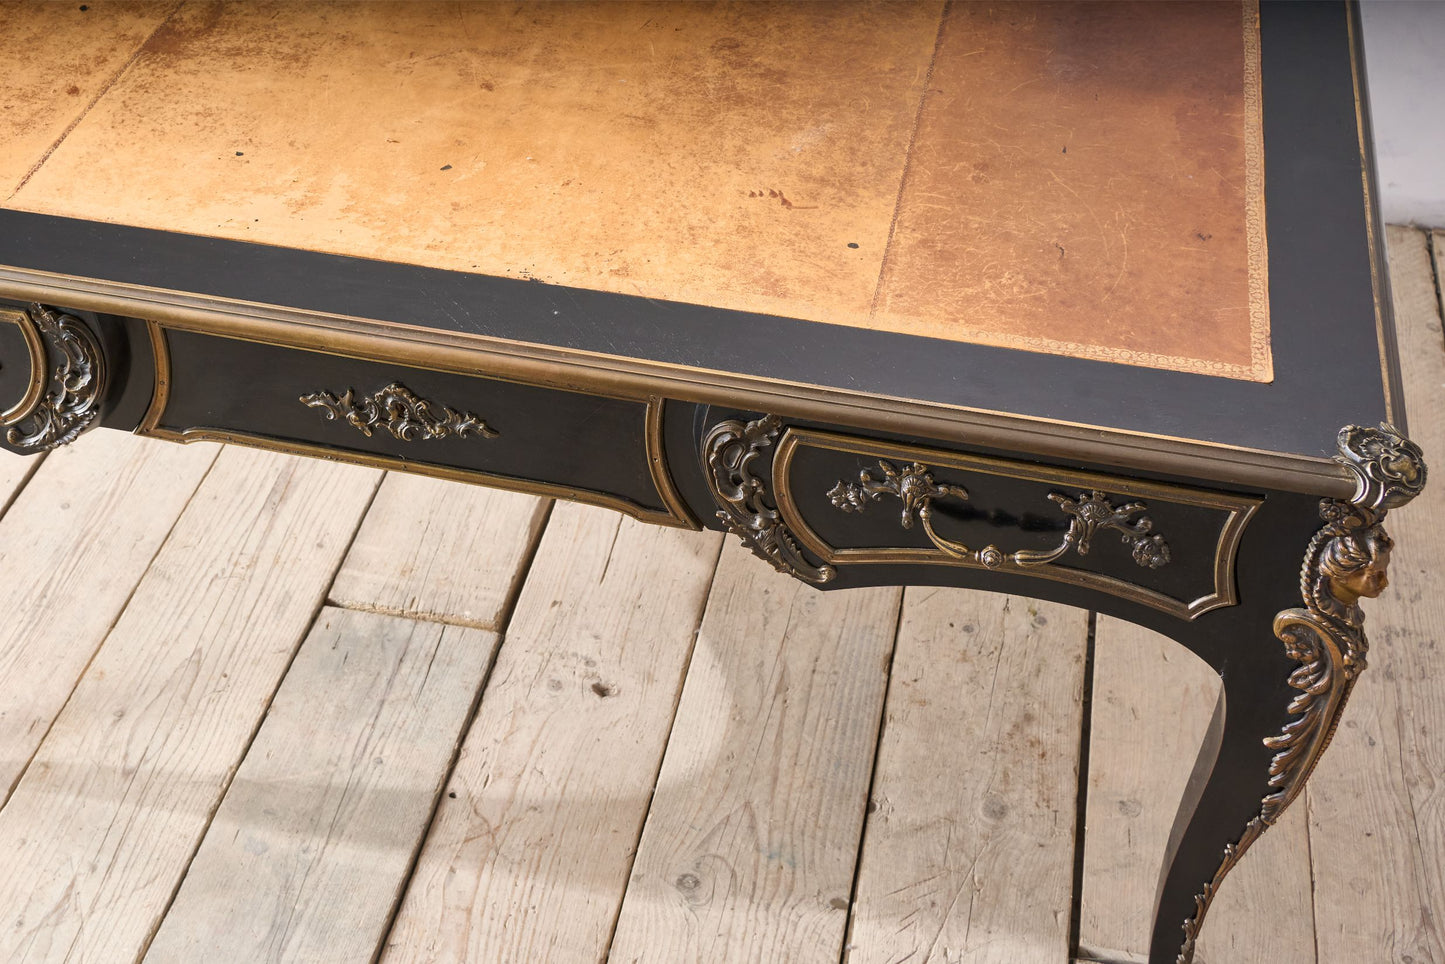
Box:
768 426 1261 618
141 323 694 527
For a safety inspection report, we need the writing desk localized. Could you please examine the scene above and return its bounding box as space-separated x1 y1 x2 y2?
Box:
0 3 1427 961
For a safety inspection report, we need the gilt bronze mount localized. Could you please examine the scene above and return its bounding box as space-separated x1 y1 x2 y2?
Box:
827 459 1172 572
703 414 834 585
766 426 1260 619
301 382 498 442
0 304 108 452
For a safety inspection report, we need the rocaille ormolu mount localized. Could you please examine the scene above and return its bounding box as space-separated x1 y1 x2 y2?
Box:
0 2 1426 961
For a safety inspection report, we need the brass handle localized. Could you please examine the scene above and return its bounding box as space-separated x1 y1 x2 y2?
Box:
827 459 1170 571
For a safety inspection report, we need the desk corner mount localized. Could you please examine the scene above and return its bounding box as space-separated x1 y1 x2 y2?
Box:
1169 422 1427 964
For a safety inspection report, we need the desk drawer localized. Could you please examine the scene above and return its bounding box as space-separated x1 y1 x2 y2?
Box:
710 418 1263 619
141 324 694 527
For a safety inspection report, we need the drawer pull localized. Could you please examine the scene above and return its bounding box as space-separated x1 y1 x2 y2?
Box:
827 459 1171 571
300 382 498 442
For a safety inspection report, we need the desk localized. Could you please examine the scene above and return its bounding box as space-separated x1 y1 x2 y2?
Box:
0 3 1427 961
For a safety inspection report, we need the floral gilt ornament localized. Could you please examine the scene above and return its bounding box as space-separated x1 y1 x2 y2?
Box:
827 459 1171 571
301 382 497 443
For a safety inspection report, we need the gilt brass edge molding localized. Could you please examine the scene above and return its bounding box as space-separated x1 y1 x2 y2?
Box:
2 304 109 451
137 315 647 403
1347 4 1404 429
1206 497 1259 616
0 307 47 426
0 267 1361 499
1175 422 1426 964
703 414 833 584
645 397 701 530
772 428 1262 620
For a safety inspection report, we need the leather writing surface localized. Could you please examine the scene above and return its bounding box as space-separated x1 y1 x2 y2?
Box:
6 1 1268 381
876 2 1270 381
7 2 939 330
0 2 172 196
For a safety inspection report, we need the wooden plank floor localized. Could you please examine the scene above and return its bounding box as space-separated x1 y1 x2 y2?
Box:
0 226 1441 963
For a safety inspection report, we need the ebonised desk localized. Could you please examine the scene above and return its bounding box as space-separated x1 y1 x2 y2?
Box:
0 3 1427 961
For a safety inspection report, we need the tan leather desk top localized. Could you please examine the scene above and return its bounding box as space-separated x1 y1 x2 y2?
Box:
2 1 1269 381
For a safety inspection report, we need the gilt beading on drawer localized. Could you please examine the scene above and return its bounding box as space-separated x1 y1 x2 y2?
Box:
138 321 695 528
769 427 1261 619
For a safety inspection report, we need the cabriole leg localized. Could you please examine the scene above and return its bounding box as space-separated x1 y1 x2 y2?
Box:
1152 424 1426 964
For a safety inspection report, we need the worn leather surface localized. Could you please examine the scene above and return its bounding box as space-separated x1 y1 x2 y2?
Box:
8 2 939 327
0 1 170 196
875 1 1271 381
5 1 1269 381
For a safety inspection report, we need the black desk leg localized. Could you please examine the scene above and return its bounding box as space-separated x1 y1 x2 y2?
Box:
1152 424 1426 964
1149 607 1320 964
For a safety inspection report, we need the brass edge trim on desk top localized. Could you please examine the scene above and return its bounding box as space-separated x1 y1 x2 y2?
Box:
139 321 697 529
1 267 1358 499
142 303 648 403
772 428 1262 620
1347 1 1404 432
0 307 47 426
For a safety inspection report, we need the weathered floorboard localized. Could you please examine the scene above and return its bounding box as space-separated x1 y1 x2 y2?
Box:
1078 618 1316 964
1431 229 1444 332
607 543 902 964
382 503 722 964
0 433 218 804
0 448 379 964
846 589 1088 964
1078 618 1215 961
1306 226 1445 964
145 607 498 964
329 472 549 629
0 449 42 514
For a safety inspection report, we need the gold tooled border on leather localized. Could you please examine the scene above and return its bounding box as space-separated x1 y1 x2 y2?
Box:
1242 0 1272 383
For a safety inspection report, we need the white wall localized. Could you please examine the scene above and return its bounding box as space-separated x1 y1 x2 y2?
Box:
1361 1 1445 227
